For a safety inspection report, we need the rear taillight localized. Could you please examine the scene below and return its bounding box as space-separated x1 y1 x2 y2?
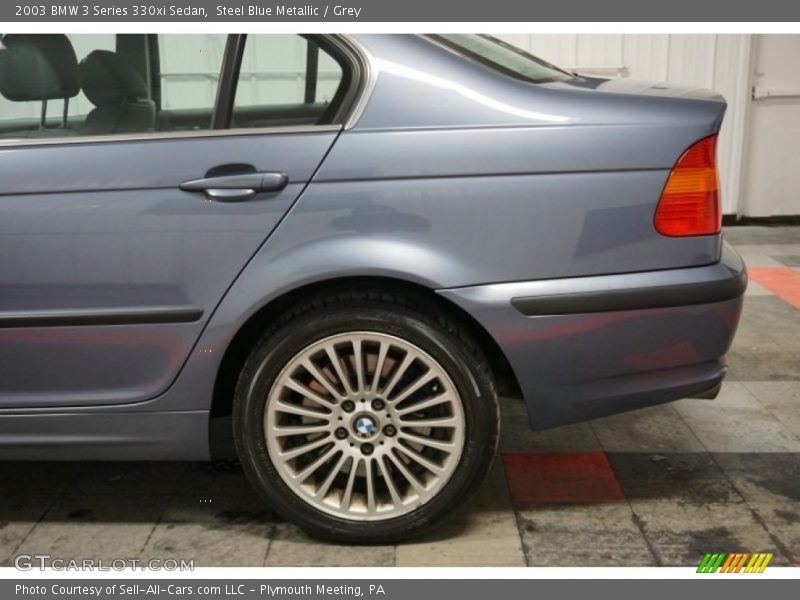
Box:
654 135 721 237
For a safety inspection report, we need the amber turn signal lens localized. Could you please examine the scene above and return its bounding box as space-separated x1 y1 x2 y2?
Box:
654 135 721 237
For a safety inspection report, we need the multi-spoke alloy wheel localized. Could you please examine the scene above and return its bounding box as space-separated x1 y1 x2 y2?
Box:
233 292 499 543
265 332 465 521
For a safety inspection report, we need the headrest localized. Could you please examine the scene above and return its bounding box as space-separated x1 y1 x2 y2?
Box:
80 50 148 108
0 34 80 102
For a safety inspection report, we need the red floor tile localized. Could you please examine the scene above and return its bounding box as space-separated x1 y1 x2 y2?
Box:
748 267 800 309
501 452 626 505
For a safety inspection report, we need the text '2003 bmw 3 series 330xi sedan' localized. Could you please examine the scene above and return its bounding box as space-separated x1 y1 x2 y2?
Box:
0 34 745 543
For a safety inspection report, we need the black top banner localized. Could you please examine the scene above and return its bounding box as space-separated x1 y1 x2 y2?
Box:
4 0 800 22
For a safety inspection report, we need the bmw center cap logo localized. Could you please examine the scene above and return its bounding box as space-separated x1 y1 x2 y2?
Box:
354 416 377 438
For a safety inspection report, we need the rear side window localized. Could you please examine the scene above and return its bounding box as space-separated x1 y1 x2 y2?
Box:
429 34 570 84
232 35 345 129
158 34 227 112
0 34 116 138
0 34 350 141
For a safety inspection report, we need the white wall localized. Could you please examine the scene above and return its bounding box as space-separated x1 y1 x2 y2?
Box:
742 35 800 217
499 34 753 215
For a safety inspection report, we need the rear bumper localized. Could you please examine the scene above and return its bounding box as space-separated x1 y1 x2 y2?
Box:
438 242 746 429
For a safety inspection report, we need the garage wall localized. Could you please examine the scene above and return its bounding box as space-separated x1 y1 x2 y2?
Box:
499 34 753 216
742 35 800 217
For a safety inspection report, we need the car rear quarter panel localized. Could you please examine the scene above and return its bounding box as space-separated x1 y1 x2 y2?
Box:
316 34 724 285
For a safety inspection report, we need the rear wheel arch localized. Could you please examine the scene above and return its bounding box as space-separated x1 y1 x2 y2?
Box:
208 276 521 457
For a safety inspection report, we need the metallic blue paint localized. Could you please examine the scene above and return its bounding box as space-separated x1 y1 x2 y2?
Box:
438 243 745 428
0 132 337 408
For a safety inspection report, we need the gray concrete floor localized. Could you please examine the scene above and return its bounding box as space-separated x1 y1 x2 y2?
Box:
1 226 799 567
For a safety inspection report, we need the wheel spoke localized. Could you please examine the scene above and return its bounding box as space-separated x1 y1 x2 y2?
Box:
398 415 459 428
378 457 402 506
364 457 377 514
395 393 451 415
390 371 436 404
370 341 389 393
351 339 365 393
387 452 427 496
315 453 349 499
301 358 345 402
273 423 331 437
395 443 446 476
275 400 331 420
292 446 338 482
284 378 338 409
323 344 353 395
399 430 457 453
341 457 360 511
278 436 332 461
381 353 415 399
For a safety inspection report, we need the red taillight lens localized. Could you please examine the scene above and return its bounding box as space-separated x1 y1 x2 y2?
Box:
654 135 721 237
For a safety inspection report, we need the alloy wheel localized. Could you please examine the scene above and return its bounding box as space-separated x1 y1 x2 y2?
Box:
264 332 466 521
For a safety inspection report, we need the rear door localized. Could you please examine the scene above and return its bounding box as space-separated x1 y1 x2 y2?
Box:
0 33 355 408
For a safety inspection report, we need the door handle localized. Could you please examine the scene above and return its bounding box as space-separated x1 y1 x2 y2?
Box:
179 171 288 202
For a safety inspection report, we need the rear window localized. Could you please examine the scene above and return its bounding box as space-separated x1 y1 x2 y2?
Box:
429 34 570 84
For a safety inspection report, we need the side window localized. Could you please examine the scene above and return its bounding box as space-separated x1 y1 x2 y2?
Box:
0 34 116 139
0 33 226 139
0 34 349 141
157 34 226 130
232 35 346 128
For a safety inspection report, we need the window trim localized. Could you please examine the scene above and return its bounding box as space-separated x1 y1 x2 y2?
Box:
337 34 376 130
0 124 342 148
0 33 370 148
211 33 245 130
304 40 320 104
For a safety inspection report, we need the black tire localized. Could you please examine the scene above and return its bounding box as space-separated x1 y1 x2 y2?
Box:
232 288 499 544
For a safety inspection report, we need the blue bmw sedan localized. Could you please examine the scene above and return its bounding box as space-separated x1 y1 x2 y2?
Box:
0 33 745 542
